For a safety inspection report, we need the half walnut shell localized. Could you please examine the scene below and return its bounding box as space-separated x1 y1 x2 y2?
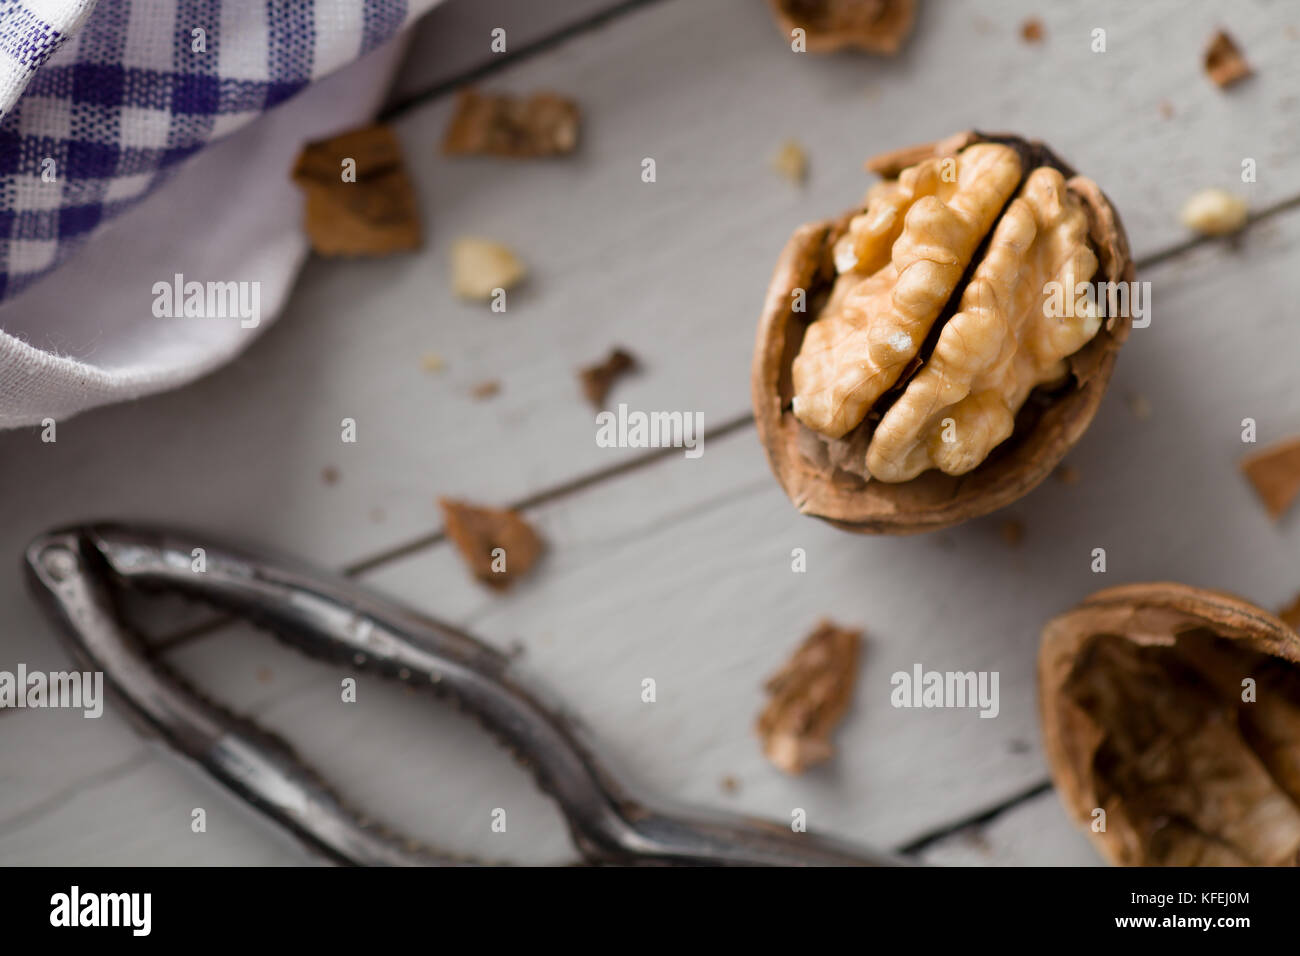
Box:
752 131 1134 534
1040 583 1300 866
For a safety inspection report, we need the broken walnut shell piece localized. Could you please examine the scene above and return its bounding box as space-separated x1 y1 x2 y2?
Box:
291 124 422 257
752 131 1134 534
578 347 639 408
757 619 861 774
441 88 580 158
1204 29 1252 90
768 0 916 54
1241 435 1300 521
1040 583 1300 866
438 498 544 591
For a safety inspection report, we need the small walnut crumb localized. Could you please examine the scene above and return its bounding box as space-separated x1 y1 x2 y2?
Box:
451 238 526 301
772 139 808 185
1277 593 1300 632
1125 391 1152 421
1020 18 1044 43
756 620 861 774
441 88 579 157
1241 436 1300 521
1204 29 1252 89
421 352 445 372
961 829 993 855
470 379 501 400
1158 99 1175 120
255 667 274 684
291 124 422 257
579 347 639 408
1054 463 1081 485
1181 188 1249 236
998 518 1025 548
439 498 544 590
321 465 340 486
720 775 741 795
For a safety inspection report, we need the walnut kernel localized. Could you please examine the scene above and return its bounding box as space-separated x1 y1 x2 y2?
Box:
451 238 526 301
1181 188 1248 236
772 139 809 185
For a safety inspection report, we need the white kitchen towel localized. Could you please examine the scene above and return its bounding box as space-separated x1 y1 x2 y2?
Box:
0 0 441 428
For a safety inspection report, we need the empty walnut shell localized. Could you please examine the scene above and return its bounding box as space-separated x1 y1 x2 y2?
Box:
1040 583 1300 866
751 131 1134 534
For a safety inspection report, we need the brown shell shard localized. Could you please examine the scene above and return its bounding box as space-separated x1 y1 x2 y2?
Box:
1204 29 1252 90
441 88 580 158
578 347 639 408
1241 436 1300 521
438 498 544 590
769 0 916 54
291 124 422 257
1040 583 1300 866
1279 593 1300 632
757 620 861 774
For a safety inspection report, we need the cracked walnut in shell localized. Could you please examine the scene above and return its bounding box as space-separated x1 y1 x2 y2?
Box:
1040 583 1300 866
752 132 1133 534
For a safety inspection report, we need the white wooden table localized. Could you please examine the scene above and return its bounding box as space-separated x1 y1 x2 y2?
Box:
3 0 1299 866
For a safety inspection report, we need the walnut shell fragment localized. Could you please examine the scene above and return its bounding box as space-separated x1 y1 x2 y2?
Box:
769 0 916 54
757 619 861 774
291 124 422 257
752 131 1134 534
1278 593 1300 632
438 498 544 590
1241 435 1300 521
441 88 580 158
1040 583 1300 866
1204 29 1252 90
578 347 639 408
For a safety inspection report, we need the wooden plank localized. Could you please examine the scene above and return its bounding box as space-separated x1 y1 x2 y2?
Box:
9 195 1300 862
6 0 1300 863
0 0 1292 606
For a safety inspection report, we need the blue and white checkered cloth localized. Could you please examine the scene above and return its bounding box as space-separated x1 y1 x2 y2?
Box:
0 0 428 304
